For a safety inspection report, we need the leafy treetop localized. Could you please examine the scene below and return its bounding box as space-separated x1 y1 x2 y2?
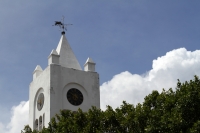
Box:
23 76 200 133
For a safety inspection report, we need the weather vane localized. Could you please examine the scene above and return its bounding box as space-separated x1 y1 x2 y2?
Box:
53 16 73 35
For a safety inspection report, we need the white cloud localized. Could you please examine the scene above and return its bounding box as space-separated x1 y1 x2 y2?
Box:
100 48 200 110
0 101 29 133
0 122 7 133
2 48 200 132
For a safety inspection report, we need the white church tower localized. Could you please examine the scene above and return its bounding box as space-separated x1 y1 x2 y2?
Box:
29 31 100 131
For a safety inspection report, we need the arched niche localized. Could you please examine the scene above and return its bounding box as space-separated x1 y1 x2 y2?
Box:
39 116 42 131
34 119 38 131
62 83 89 111
43 113 45 128
33 88 44 126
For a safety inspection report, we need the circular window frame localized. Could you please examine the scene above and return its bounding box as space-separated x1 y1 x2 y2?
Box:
37 93 44 111
66 88 83 106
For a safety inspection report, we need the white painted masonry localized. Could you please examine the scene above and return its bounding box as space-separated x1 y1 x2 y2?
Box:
33 65 43 80
56 35 82 70
84 57 96 72
29 34 100 131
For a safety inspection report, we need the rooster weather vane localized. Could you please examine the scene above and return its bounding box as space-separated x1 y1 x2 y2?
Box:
53 16 73 35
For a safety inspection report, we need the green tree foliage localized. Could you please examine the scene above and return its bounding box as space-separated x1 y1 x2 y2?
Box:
22 76 200 133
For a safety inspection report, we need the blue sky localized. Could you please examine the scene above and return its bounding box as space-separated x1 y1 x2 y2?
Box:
1 1 200 132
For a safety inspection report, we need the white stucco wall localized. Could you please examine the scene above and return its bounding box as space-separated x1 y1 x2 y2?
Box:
29 64 100 130
29 66 50 130
49 64 100 119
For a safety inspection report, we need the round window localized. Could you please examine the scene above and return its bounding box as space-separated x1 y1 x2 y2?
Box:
67 88 83 106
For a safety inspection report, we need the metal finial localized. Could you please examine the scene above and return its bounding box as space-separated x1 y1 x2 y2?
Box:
53 16 73 34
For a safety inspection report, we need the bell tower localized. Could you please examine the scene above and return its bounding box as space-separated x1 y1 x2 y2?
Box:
29 32 100 131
